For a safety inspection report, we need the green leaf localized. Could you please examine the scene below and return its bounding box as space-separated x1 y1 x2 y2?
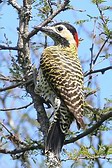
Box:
92 0 106 4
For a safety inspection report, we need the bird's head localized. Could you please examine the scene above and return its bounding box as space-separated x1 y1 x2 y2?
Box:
40 22 79 48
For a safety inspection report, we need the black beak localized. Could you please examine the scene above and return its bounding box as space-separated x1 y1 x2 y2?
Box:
40 26 69 46
40 26 60 40
40 26 62 42
40 26 55 36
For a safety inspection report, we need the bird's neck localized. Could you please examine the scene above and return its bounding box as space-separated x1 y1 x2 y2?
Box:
58 43 78 57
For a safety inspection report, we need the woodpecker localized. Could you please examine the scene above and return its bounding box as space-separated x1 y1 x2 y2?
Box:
35 22 84 157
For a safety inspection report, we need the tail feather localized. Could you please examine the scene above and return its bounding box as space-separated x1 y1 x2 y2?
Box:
45 121 65 157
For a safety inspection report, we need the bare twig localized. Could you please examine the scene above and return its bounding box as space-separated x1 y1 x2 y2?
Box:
0 122 13 135
87 20 96 87
96 2 106 25
90 20 96 70
0 144 44 155
84 89 97 98
47 0 53 14
93 37 109 64
0 75 20 82
64 111 112 145
0 82 23 92
0 102 33 112
84 66 112 77
0 122 30 147
0 45 19 50
0 78 33 92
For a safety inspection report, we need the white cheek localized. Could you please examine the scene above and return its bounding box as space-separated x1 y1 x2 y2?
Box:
52 26 76 45
61 30 76 45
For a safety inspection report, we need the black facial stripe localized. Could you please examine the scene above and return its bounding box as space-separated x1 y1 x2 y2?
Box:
53 33 69 46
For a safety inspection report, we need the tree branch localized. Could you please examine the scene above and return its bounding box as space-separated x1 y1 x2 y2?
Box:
8 0 21 12
0 144 44 155
26 85 49 139
0 82 23 92
15 0 49 143
0 78 33 92
65 111 112 145
62 155 112 161
93 37 109 65
0 74 20 82
27 0 70 40
84 66 112 77
0 102 33 112
0 45 19 51
0 122 27 147
0 122 44 153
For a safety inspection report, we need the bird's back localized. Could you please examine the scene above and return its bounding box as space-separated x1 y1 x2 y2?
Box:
40 45 84 128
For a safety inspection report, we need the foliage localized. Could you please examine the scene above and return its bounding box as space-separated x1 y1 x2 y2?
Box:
0 0 112 168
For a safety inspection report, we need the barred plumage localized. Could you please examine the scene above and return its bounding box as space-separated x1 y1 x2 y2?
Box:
35 22 84 157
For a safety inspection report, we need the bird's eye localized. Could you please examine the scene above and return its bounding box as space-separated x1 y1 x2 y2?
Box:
57 26 63 31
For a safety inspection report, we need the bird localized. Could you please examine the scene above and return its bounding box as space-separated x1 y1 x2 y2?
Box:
35 22 84 158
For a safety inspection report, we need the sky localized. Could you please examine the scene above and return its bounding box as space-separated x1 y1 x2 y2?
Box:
0 0 112 168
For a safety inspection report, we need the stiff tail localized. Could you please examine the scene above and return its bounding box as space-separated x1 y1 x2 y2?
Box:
45 121 65 157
